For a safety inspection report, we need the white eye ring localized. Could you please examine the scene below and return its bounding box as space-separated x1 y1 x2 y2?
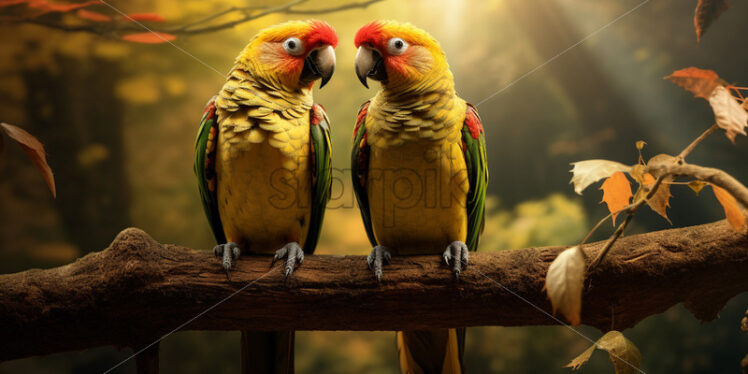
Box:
387 37 408 55
283 37 304 56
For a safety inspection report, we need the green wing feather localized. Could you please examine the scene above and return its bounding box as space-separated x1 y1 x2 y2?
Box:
194 97 226 244
462 104 489 252
304 104 333 254
351 101 377 247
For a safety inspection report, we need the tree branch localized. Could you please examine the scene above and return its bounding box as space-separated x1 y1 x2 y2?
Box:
0 220 747 361
647 162 748 208
0 0 385 37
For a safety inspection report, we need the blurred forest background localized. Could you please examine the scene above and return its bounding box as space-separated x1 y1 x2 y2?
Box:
1 0 747 372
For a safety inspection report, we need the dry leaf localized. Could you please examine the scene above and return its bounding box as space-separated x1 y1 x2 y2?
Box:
0 122 56 198
121 32 176 44
19 0 99 14
711 184 745 231
666 67 722 99
709 85 748 143
642 173 673 224
694 0 730 41
629 164 645 183
76 9 111 22
566 331 642 374
570 160 631 195
688 180 707 195
600 172 632 224
124 13 166 22
545 246 585 326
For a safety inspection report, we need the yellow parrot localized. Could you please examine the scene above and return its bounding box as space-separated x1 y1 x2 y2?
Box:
194 20 337 373
351 21 488 374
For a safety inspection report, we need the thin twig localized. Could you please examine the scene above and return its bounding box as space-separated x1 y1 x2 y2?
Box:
588 174 667 270
584 119 725 270
0 0 385 36
678 124 719 160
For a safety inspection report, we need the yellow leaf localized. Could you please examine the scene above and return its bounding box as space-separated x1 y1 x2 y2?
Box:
711 184 746 231
708 85 748 143
566 331 642 374
688 180 707 195
545 246 585 326
600 172 632 224
569 160 631 195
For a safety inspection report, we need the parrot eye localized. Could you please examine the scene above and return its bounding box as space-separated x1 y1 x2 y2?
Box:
283 37 304 56
387 37 408 55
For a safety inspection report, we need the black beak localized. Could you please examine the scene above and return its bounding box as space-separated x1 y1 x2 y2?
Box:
300 45 336 89
355 46 387 89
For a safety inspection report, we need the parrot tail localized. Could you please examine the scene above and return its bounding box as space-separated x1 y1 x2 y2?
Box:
240 330 294 374
397 328 465 374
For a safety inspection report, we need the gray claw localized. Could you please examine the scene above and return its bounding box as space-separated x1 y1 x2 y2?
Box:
443 241 469 278
213 242 241 281
367 245 392 282
272 242 304 278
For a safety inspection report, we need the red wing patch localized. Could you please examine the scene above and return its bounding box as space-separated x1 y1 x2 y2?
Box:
357 132 369 186
354 101 370 139
465 104 484 140
311 104 325 126
203 103 218 192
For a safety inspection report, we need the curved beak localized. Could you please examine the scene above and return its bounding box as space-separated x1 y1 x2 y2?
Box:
355 46 387 88
301 45 336 88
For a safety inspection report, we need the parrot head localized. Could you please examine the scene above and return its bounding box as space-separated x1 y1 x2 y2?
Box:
237 20 338 91
354 20 448 90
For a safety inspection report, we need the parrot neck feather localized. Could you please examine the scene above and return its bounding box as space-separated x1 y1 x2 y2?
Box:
367 69 466 144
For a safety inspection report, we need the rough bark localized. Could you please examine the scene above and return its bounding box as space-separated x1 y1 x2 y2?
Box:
1 220 747 361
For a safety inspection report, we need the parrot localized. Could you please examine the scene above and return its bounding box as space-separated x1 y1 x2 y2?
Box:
194 20 337 373
351 20 488 374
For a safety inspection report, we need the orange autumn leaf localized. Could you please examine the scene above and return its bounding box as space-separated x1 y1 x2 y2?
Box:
25 0 99 14
694 0 729 41
642 172 655 185
600 171 632 224
0 122 56 198
711 184 746 231
76 9 111 22
641 173 673 223
666 67 723 99
121 32 176 44
124 13 165 22
0 0 28 7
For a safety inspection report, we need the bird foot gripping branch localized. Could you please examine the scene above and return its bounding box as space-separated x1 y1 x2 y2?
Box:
272 242 305 278
213 242 241 280
367 245 392 282
443 241 470 278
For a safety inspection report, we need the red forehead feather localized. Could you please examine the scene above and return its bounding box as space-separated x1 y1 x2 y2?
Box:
354 21 385 48
306 21 338 49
